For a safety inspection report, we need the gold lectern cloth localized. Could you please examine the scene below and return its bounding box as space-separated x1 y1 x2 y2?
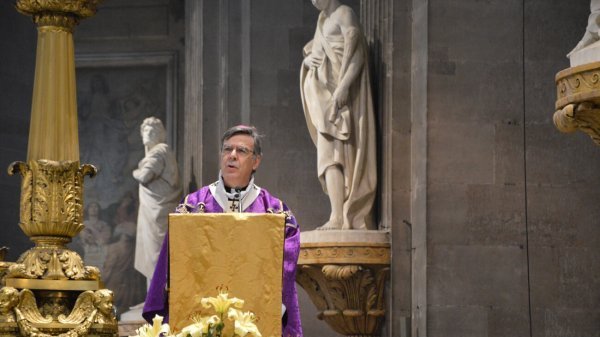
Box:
169 213 285 337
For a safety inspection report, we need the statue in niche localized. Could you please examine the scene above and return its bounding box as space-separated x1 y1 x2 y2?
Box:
133 117 182 286
300 0 377 230
568 0 600 57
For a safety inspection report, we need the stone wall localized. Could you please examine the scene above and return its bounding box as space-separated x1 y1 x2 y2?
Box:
525 1 600 336
426 1 600 336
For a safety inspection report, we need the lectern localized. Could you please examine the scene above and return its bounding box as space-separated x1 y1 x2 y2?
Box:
169 213 285 337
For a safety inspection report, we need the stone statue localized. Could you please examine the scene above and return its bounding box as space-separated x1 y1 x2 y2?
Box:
568 0 600 65
300 0 377 230
133 117 182 285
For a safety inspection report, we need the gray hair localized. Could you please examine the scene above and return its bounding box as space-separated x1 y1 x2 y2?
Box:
221 125 263 156
140 117 166 143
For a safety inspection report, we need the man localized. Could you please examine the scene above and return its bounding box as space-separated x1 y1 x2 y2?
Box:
300 0 377 230
142 125 302 337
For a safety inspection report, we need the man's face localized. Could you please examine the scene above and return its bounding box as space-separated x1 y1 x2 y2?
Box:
220 134 261 188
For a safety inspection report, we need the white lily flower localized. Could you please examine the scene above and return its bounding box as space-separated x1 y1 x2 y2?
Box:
200 290 244 315
132 315 170 337
179 315 219 337
227 308 262 337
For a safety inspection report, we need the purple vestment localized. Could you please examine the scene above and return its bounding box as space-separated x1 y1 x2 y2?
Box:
143 185 303 337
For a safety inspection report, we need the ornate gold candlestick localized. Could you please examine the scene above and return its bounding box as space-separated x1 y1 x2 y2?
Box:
0 1 118 336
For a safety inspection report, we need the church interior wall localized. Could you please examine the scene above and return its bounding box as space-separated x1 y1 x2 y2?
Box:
389 0 413 333
524 1 600 336
427 0 531 335
1 1 600 337
426 1 600 336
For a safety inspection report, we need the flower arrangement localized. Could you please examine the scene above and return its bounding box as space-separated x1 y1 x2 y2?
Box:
131 289 261 337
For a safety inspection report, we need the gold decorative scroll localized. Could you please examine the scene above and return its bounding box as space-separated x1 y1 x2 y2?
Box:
8 160 96 240
169 213 285 337
554 102 600 145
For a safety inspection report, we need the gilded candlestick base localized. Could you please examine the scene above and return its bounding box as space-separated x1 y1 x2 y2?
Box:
7 247 99 281
0 287 117 337
6 160 99 281
296 239 390 337
4 159 116 337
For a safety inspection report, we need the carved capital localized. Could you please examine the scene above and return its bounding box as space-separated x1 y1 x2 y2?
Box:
555 62 600 146
15 0 101 29
9 160 97 242
296 242 390 337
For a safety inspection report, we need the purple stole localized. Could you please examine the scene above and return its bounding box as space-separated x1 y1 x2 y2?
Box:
142 185 303 337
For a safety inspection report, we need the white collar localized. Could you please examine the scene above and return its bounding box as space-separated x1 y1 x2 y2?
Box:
209 173 261 212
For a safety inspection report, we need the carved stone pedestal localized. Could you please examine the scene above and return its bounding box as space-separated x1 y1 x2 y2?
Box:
554 61 600 144
296 230 390 337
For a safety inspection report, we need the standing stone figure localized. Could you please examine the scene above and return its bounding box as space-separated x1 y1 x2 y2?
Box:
569 0 600 57
133 117 182 286
300 0 377 230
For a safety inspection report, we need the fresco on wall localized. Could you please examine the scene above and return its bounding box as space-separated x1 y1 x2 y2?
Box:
72 65 167 317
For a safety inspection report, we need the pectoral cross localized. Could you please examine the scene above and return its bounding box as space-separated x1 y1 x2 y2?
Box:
230 199 239 212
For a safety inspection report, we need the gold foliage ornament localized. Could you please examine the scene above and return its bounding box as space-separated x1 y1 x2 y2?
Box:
0 287 117 337
7 160 98 281
9 160 96 239
15 0 102 29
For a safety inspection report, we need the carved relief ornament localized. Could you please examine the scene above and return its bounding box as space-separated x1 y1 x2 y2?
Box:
555 61 600 145
296 242 390 337
0 287 117 337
